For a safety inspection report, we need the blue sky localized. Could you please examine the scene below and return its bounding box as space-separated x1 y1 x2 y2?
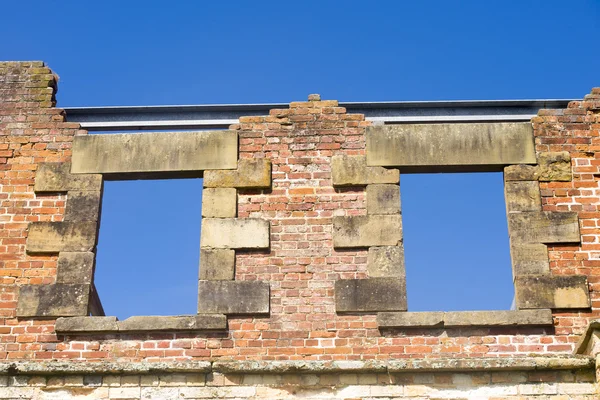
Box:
2 1 599 319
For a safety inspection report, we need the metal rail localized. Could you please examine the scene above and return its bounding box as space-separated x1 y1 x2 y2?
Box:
64 99 574 131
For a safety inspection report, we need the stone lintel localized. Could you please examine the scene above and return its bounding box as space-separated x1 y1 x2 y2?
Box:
508 211 580 244
331 155 399 186
367 246 405 278
26 222 98 253
199 248 235 280
366 184 401 215
333 215 402 248
198 281 270 314
367 123 536 169
17 284 90 317
203 158 271 189
335 278 407 312
65 190 102 222
201 188 237 218
504 181 541 213
34 163 102 192
515 275 591 309
55 252 95 284
200 218 270 249
71 130 238 175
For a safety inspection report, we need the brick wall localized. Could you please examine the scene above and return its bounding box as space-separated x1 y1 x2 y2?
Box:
1 62 599 398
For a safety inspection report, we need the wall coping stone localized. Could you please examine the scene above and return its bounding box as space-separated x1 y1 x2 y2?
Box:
0 356 592 376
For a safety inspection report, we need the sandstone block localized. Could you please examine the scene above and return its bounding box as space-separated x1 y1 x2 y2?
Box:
203 158 271 189
377 311 444 328
508 211 580 244
34 163 102 192
198 281 270 314
71 131 238 175
118 315 227 331
367 246 405 277
333 215 402 248
537 152 572 181
199 249 235 280
27 222 98 253
367 123 536 169
200 218 269 249
55 316 118 333
331 155 399 186
504 181 541 213
65 190 102 222
335 278 407 312
510 243 549 276
366 184 401 215
17 284 90 317
202 188 237 218
515 275 590 309
504 164 539 181
55 252 95 284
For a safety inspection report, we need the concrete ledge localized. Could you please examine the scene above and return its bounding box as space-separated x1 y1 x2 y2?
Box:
26 222 98 253
0 356 592 375
55 315 227 333
335 278 407 312
333 215 402 248
367 123 536 169
377 310 553 328
71 130 238 175
200 218 270 249
515 275 591 309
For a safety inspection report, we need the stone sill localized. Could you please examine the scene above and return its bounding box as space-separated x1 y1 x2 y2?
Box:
55 315 226 334
377 309 553 329
0 356 593 376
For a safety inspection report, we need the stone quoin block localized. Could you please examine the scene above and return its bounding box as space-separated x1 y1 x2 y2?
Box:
71 130 238 175
55 316 118 333
366 184 401 215
508 211 580 244
55 252 95 284
509 243 550 276
197 281 270 314
64 190 102 222
199 249 235 280
366 123 536 169
34 163 102 192
331 155 399 186
335 278 407 312
377 310 553 328
26 222 98 253
333 215 402 248
537 151 572 181
201 188 237 218
367 246 405 278
203 158 272 189
515 275 591 309
117 315 227 331
504 164 540 181
504 181 542 213
16 284 90 317
200 218 270 249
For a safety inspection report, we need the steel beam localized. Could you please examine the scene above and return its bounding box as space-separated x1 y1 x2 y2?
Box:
64 99 573 131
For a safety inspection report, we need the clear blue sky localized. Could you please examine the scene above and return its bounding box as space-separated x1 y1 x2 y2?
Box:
2 1 599 319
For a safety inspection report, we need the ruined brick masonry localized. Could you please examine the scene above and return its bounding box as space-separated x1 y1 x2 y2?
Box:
1 61 600 398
